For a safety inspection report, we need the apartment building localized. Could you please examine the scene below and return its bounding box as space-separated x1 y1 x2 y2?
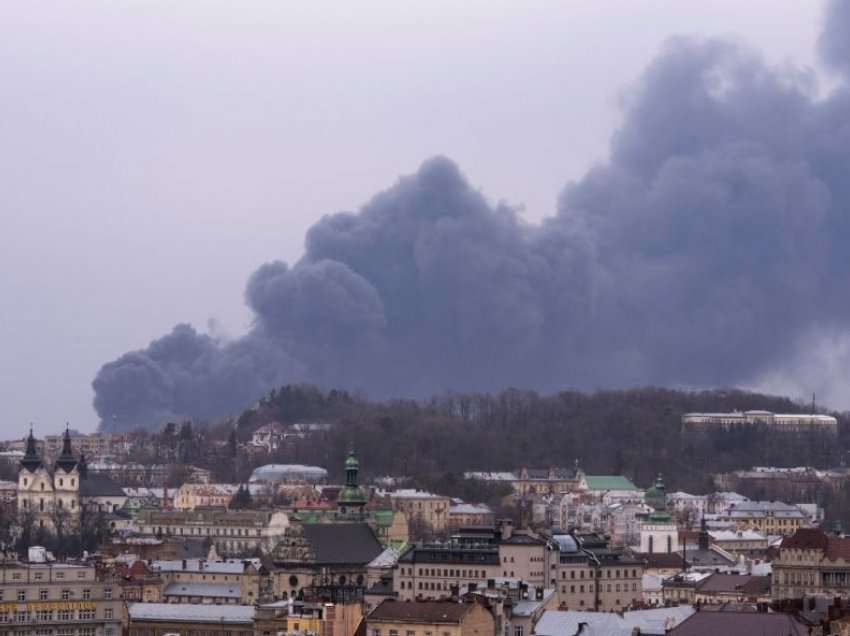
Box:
135 508 289 556
387 490 452 533
773 527 850 601
0 556 125 636
553 532 644 611
394 543 502 601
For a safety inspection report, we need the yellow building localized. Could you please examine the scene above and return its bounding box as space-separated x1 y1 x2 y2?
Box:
388 490 452 532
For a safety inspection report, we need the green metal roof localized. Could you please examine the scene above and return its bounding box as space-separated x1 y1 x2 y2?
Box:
584 475 638 491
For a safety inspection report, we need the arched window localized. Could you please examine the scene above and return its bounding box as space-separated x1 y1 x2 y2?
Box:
648 536 654 554
39 498 44 511
666 535 672 553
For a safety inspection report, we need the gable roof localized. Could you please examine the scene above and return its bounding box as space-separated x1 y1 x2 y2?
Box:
696 573 770 596
301 523 384 566
584 476 638 491
669 611 809 636
368 600 473 624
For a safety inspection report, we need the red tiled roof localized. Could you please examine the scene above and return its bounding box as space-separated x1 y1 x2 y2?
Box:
781 528 828 551
368 600 473 624
781 528 850 561
696 573 770 596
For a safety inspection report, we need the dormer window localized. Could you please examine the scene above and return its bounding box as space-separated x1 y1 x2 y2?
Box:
40 483 45 491
71 479 75 487
59 478 64 487
22 478 27 486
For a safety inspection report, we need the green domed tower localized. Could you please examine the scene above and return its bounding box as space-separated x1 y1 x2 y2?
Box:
645 473 671 522
338 448 368 517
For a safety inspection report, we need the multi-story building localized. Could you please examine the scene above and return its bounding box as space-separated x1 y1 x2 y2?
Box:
0 555 125 636
173 482 239 510
773 527 850 601
152 558 272 604
386 490 452 533
722 500 810 535
465 465 583 497
447 503 494 530
394 542 502 601
42 432 132 461
135 508 289 556
553 532 644 611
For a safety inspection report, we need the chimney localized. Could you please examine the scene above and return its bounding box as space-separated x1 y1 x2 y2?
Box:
500 519 513 541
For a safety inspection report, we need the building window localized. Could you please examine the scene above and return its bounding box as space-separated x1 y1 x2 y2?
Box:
514 626 524 636
39 589 48 600
16 590 25 602
104 587 112 600
61 589 71 600
82 589 91 600
105 608 113 619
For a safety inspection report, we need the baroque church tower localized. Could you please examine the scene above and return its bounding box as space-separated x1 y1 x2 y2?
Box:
17 427 81 528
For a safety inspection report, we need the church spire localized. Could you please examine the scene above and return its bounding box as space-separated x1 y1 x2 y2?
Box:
20 425 43 472
55 423 78 473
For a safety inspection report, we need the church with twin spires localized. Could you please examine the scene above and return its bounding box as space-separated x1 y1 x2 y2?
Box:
17 427 126 529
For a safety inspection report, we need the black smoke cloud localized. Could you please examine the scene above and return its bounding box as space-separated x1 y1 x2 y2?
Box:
94 0 850 429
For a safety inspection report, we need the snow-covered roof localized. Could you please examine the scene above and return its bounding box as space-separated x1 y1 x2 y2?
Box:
464 471 516 481
249 464 328 483
152 558 259 574
387 489 448 499
368 547 401 569
710 529 767 542
535 607 695 636
128 602 254 624
449 503 493 515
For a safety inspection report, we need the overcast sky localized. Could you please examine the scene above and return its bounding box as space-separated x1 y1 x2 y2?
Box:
0 1 826 438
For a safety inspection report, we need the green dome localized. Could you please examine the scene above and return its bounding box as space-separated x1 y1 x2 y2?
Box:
338 485 367 505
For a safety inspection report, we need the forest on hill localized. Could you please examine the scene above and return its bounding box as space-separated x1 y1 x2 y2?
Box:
226 385 849 496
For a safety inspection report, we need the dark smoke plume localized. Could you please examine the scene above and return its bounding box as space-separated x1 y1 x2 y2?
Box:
94 1 850 430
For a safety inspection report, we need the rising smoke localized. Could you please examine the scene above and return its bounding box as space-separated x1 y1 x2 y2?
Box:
93 1 850 430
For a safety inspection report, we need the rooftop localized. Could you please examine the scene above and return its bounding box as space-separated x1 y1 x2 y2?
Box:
668 610 809 636
368 600 473 624
163 582 241 599
128 602 254 624
584 475 639 491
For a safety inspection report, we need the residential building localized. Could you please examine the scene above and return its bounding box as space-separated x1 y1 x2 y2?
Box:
722 500 810 535
553 532 645 611
464 465 583 496
773 527 850 601
0 557 125 636
386 490 452 533
251 422 288 451
367 599 495 636
173 482 239 510
448 503 495 529
682 410 838 435
693 573 771 604
151 558 271 604
393 542 502 602
114 560 163 602
135 508 289 556
578 475 642 505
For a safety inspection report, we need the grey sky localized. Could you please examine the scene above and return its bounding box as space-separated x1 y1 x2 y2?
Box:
0 1 825 437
